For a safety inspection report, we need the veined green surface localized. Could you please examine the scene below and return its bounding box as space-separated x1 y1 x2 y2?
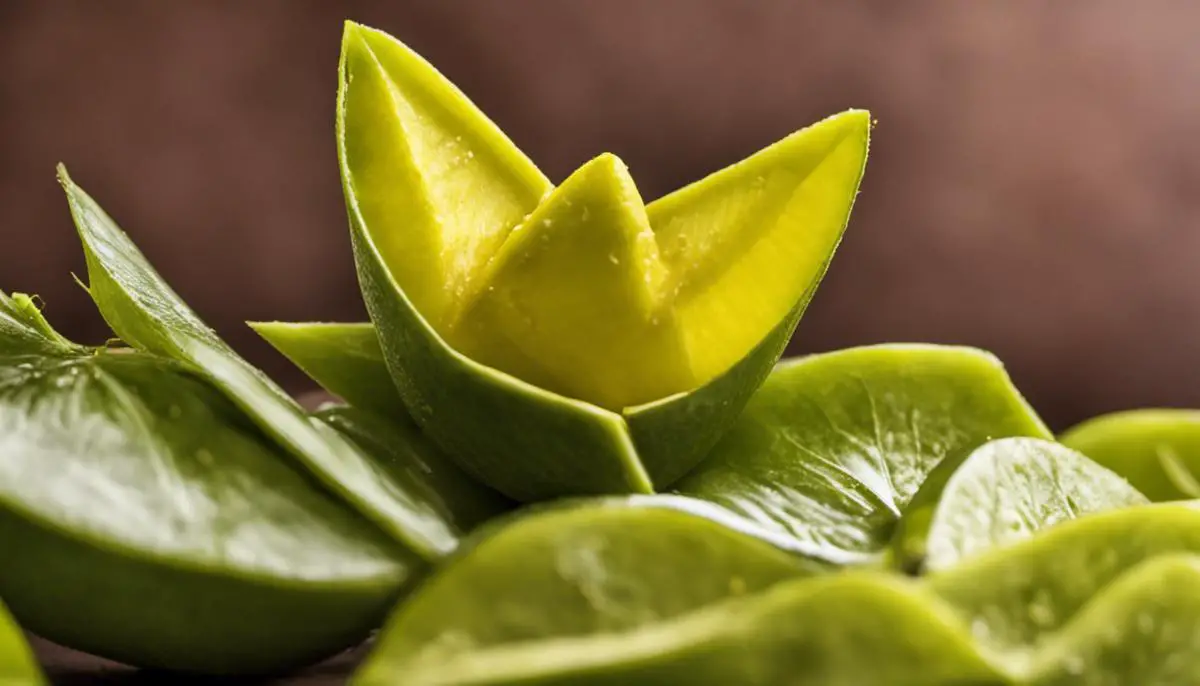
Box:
674 344 1052 566
0 299 414 673
59 166 492 559
1061 409 1200 501
0 598 43 686
327 21 868 499
923 437 1148 571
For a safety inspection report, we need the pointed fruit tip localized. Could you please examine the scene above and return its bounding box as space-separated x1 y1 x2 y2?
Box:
566 152 641 202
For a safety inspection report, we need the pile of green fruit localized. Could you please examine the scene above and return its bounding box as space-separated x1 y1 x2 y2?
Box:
2 21 1199 686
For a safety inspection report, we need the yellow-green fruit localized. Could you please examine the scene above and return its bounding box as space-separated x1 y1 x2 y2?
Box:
330 21 869 500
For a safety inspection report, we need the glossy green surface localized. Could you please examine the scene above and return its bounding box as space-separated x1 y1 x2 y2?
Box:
928 503 1200 659
1061 409 1200 501
339 21 868 500
923 437 1147 571
674 344 1052 566
59 166 471 558
253 321 406 418
353 496 822 685
1022 554 1200 686
315 404 514 536
358 499 1200 685
0 598 43 686
358 572 1005 686
0 301 414 673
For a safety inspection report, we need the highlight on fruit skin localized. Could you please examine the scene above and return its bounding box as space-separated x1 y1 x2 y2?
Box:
268 20 872 501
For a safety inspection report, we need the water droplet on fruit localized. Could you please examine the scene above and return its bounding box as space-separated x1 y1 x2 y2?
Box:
1062 654 1084 675
608 253 619 265
1028 591 1056 627
970 617 990 639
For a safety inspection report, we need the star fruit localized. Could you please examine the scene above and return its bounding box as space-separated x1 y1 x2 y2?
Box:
257 22 870 501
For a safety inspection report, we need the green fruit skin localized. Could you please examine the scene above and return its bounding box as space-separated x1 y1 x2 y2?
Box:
675 344 1053 567
622 294 809 489
249 295 807 500
0 505 409 675
252 322 409 419
1060 409 1200 501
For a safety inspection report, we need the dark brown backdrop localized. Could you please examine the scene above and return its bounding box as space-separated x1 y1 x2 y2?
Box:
4 1 1200 430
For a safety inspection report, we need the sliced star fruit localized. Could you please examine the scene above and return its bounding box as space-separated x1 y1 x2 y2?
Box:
1061 409 1200 501
0 297 413 673
0 597 43 686
277 21 869 500
671 344 1052 567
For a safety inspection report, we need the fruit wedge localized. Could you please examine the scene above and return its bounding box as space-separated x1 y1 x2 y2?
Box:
334 21 869 499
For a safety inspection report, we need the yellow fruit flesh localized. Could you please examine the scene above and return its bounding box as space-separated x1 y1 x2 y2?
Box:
447 155 694 410
650 112 870 383
343 25 870 411
451 113 870 410
339 25 550 329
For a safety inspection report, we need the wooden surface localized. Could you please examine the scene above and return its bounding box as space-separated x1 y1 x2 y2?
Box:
31 635 363 685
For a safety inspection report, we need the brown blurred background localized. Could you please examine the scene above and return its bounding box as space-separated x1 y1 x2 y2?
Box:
2 0 1198 431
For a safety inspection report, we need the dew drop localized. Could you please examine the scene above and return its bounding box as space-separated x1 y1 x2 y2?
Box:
1028 591 1056 627
608 253 619 265
1062 654 1084 675
970 617 990 640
